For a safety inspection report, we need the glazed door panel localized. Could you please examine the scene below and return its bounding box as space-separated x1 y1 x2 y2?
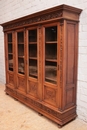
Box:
16 30 26 92
5 32 15 87
43 23 59 107
27 27 39 98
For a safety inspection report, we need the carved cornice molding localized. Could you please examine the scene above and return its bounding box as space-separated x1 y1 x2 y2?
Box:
3 11 63 31
1 4 82 31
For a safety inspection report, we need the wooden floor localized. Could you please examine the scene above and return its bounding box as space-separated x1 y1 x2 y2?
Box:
0 83 87 130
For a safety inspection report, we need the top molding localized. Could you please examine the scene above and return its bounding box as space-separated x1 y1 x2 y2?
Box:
1 4 82 31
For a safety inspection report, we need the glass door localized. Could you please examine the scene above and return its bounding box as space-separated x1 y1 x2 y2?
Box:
7 33 13 71
45 26 57 84
28 29 38 79
17 31 25 75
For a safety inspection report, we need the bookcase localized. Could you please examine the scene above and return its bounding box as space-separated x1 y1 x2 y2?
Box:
1 4 82 127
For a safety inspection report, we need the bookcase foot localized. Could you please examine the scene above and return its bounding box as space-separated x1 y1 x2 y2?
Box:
38 113 43 116
57 124 62 128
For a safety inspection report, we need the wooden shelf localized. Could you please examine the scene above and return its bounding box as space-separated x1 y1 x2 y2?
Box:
45 59 57 62
29 57 37 60
29 76 38 81
9 66 13 69
45 76 57 82
29 73 37 77
45 41 57 44
29 42 37 44
45 65 57 70
8 42 12 44
8 53 13 55
18 42 24 44
18 71 24 74
18 56 24 58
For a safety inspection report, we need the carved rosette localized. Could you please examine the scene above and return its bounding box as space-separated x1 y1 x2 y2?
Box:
60 22 63 88
3 11 62 31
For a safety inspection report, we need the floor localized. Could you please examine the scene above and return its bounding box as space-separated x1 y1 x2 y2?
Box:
0 84 87 130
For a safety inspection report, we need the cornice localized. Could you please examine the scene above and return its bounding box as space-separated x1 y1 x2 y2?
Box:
3 11 63 31
1 4 82 31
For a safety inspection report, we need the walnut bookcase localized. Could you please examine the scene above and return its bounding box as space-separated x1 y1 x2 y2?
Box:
1 4 82 127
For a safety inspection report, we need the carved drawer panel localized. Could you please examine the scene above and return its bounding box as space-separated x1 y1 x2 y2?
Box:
28 81 38 98
44 86 57 106
18 77 25 92
8 74 14 85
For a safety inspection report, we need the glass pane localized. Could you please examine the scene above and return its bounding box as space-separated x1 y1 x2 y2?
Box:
29 44 37 57
29 59 37 78
45 26 57 42
29 30 37 42
8 33 12 42
45 26 57 84
7 33 13 71
17 32 24 44
18 44 24 57
17 31 25 74
28 29 37 79
8 44 12 53
45 44 57 60
8 54 13 71
18 58 24 74
45 61 57 84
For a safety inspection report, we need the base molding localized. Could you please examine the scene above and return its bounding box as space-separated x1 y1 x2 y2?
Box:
6 86 77 126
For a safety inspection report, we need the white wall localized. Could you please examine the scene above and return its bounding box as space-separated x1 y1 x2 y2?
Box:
0 0 87 123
